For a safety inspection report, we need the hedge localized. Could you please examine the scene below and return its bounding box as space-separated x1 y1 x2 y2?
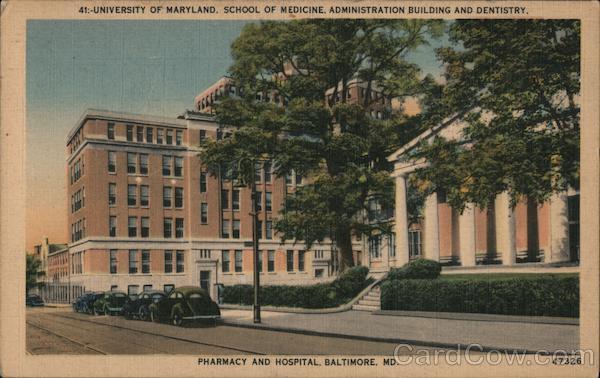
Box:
381 276 579 317
388 258 442 280
222 266 372 309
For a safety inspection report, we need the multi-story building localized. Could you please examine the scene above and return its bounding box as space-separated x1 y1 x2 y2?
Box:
65 109 335 299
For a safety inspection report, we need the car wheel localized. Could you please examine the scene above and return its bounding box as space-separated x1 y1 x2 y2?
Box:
139 307 149 321
171 311 183 327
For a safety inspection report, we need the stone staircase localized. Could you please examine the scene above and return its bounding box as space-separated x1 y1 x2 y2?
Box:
351 284 381 312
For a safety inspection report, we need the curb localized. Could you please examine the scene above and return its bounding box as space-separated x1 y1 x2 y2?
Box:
221 319 549 355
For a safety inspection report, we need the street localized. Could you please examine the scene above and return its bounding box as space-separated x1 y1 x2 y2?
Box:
26 307 441 355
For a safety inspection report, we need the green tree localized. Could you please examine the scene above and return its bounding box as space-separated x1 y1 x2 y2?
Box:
411 20 580 211
201 20 443 271
26 254 43 291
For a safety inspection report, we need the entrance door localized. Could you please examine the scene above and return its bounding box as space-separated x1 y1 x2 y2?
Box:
200 271 211 292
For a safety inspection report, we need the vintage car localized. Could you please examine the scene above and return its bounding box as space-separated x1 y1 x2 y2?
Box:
122 290 166 321
73 292 104 314
149 286 220 326
93 291 128 316
26 294 45 307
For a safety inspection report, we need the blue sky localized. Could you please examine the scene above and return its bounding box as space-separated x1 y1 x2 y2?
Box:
25 20 447 249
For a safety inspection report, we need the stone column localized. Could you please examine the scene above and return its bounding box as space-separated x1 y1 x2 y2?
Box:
495 192 516 266
423 193 440 262
548 192 570 262
394 173 409 266
459 204 476 266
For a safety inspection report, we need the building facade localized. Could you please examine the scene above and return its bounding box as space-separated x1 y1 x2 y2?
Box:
65 109 335 299
374 116 580 274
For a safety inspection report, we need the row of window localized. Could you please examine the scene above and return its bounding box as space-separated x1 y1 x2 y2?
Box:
70 157 84 184
71 187 85 213
109 184 185 209
109 250 184 274
71 252 83 274
111 216 185 238
221 250 306 273
220 189 273 212
108 122 184 146
71 218 86 242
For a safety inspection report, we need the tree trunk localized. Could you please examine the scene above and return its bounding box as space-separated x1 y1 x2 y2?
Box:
335 226 355 272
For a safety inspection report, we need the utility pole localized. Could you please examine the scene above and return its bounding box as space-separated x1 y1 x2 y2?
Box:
250 179 261 323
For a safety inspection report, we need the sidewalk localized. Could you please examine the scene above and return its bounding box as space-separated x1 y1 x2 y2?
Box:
221 309 579 353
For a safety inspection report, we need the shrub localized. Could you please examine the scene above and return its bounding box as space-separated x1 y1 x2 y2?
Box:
222 266 372 308
387 258 441 280
380 276 579 317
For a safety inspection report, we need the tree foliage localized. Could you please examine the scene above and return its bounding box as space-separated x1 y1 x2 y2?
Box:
201 20 443 270
26 254 43 290
411 20 580 211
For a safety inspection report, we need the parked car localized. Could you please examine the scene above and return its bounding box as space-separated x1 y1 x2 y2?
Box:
149 286 220 326
93 291 128 316
74 292 104 314
26 294 45 307
122 290 166 321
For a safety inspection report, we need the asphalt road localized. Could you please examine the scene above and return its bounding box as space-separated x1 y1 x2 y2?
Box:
26 307 443 355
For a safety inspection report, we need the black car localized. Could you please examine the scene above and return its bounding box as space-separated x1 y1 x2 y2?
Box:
75 292 104 314
122 290 166 321
93 291 128 316
149 286 220 326
26 294 44 307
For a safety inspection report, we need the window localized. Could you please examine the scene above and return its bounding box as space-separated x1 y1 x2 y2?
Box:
107 122 115 139
146 127 153 143
232 220 240 239
256 220 263 239
221 189 229 209
199 129 206 142
128 185 137 206
157 128 164 144
110 250 117 274
176 130 183 145
254 162 261 182
176 251 184 273
314 250 324 259
166 129 173 144
143 284 152 292
369 236 381 259
137 185 149 207
388 233 396 257
164 284 174 293
109 183 116 205
265 221 273 240
256 191 262 211
286 172 293 185
163 187 172 208
163 218 172 238
128 217 137 237
200 203 208 224
222 250 230 272
136 126 143 142
141 250 150 273
267 250 275 273
174 157 183 177
408 230 422 257
128 285 139 296
141 217 149 238
298 250 305 272
162 156 172 176
265 192 272 212
108 151 116 173
295 173 303 185
164 251 173 273
221 220 230 238
127 153 136 174
200 172 207 192
175 218 184 238
286 250 294 272
109 216 117 237
200 249 211 259
258 250 263 272
234 250 243 272
129 250 138 274
175 187 183 208
126 125 133 141
139 154 148 175
264 161 272 183
231 189 240 210
315 269 324 278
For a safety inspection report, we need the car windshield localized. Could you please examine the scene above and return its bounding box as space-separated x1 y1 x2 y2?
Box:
188 293 203 299
114 293 126 298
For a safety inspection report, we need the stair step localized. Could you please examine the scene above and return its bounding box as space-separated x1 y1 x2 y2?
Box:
352 304 379 312
365 293 380 299
358 299 380 306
